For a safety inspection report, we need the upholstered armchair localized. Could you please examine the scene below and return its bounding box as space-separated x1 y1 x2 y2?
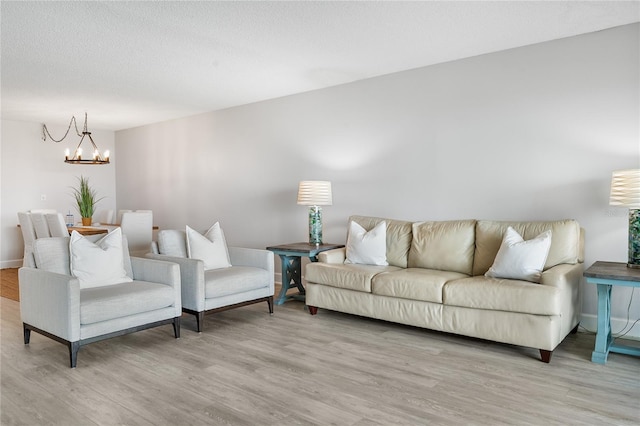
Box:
19 229 181 368
148 226 274 332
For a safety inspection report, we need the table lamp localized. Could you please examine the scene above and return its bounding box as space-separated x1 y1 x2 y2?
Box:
609 169 640 268
297 181 332 245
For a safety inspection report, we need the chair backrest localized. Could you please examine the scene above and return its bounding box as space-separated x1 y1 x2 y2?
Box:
46 213 69 237
30 213 51 238
29 209 57 214
17 211 36 243
120 211 153 254
117 209 132 224
95 209 115 224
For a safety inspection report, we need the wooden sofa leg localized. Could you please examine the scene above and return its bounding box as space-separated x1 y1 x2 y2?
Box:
196 312 204 333
69 341 80 368
267 296 274 315
23 324 31 344
539 349 552 363
570 324 579 334
172 317 181 338
308 306 318 315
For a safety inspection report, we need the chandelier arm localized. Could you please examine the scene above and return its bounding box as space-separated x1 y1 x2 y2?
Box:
69 134 87 160
86 133 106 161
42 115 83 142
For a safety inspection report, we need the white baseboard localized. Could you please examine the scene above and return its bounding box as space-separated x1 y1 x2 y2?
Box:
580 313 640 341
1 259 22 269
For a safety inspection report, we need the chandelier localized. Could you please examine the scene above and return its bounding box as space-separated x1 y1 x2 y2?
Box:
42 113 110 164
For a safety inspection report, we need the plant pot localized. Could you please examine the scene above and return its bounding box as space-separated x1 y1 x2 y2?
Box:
81 217 92 226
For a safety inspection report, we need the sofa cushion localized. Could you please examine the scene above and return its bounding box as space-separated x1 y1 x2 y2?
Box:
442 276 561 316
349 215 413 268
186 223 232 270
70 229 133 289
372 268 468 303
80 280 174 325
408 220 476 275
157 230 187 257
306 262 400 293
485 227 552 283
473 220 581 276
345 220 388 266
204 266 271 298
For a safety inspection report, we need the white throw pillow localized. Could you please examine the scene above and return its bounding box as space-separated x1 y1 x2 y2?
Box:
69 228 133 289
186 223 232 270
485 227 552 283
345 220 388 266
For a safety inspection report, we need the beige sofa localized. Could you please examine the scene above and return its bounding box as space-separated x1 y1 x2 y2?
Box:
305 216 584 363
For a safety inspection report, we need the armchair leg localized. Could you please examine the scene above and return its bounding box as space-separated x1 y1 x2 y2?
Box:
69 341 80 368
196 312 204 333
23 324 31 344
267 296 274 314
172 317 181 338
308 306 318 315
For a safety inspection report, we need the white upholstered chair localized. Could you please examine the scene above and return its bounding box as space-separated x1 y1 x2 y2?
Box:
148 228 274 332
17 212 37 266
117 209 132 224
120 211 153 256
45 213 69 237
19 229 181 368
94 209 115 225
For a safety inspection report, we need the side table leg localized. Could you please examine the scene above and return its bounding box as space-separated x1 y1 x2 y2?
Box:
591 284 613 364
275 255 302 305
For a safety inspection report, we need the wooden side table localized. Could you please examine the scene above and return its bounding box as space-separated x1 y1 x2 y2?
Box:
266 242 344 305
583 261 640 364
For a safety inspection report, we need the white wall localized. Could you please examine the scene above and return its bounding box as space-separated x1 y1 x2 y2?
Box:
1 120 117 267
116 24 640 337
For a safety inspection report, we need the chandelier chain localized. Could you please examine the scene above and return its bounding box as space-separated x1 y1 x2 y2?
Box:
42 114 84 143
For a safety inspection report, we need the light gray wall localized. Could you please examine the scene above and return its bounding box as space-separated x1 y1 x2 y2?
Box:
116 24 640 336
1 120 117 266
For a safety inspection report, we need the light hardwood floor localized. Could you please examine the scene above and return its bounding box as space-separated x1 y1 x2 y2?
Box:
1 293 639 425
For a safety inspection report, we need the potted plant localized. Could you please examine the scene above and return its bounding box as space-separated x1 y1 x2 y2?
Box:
72 175 103 226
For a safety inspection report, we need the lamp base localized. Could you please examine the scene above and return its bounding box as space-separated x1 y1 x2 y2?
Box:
628 209 640 268
308 206 322 245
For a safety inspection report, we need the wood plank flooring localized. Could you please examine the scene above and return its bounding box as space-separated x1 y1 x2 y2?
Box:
1 294 639 425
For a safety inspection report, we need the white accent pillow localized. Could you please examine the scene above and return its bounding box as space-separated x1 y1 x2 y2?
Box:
69 228 133 289
186 223 231 270
345 220 388 266
485 227 552 283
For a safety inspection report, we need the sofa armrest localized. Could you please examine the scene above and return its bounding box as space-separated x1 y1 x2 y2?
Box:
145 254 204 312
540 263 584 289
318 248 346 264
130 257 182 314
18 267 81 341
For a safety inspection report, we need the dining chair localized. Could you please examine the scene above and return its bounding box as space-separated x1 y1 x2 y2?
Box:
117 209 132 224
120 211 153 256
45 213 69 237
29 209 57 214
29 213 51 238
17 212 37 266
94 209 115 225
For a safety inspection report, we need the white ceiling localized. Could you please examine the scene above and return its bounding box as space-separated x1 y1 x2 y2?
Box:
2 1 638 131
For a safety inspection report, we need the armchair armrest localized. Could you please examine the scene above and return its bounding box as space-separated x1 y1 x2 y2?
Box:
145 254 204 312
18 267 81 341
228 246 274 291
130 257 182 314
317 248 346 264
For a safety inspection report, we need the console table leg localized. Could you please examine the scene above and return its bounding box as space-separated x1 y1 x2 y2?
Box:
591 284 612 364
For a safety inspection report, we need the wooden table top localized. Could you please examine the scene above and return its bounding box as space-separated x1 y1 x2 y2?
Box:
584 261 640 282
67 226 109 236
266 242 344 256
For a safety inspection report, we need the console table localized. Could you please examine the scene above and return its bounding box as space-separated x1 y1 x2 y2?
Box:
583 261 640 364
266 242 344 305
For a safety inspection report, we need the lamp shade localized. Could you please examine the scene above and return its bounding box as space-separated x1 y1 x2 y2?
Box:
610 169 640 208
297 181 332 206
